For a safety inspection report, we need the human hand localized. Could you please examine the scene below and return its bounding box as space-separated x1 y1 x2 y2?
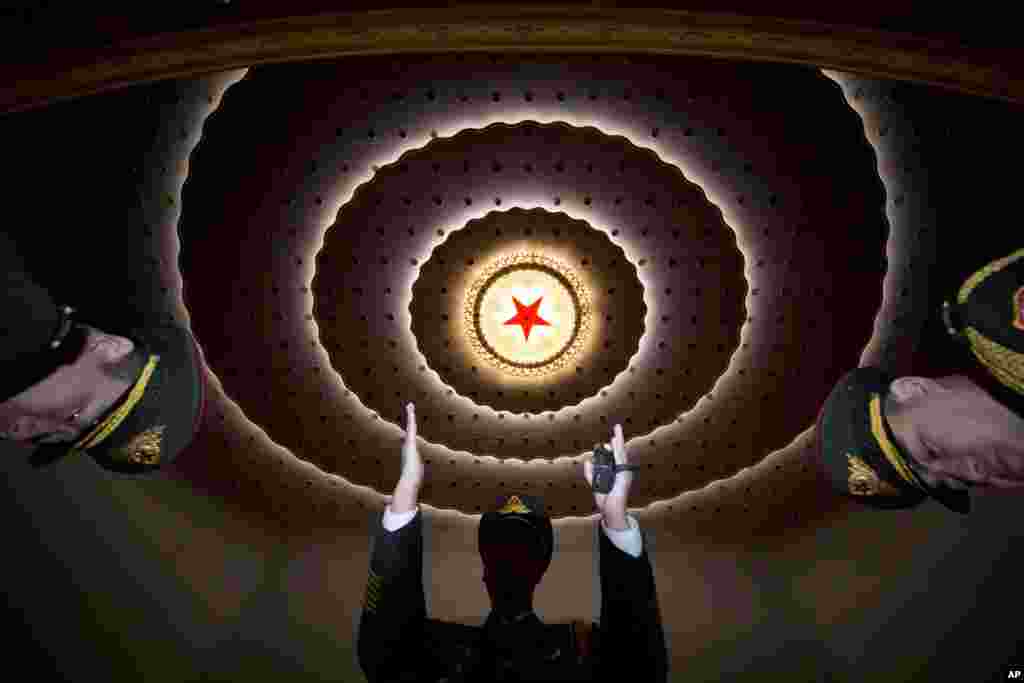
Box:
583 424 632 527
399 402 423 487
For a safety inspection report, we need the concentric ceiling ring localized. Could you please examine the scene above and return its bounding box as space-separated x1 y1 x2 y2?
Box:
466 251 591 375
317 119 747 435
405 205 650 414
182 56 889 512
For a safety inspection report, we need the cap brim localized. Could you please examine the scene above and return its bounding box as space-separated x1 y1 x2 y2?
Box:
85 322 203 473
817 367 928 508
927 485 972 514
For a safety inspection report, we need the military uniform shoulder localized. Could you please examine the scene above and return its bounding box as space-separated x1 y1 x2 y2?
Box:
421 618 485 681
120 316 195 359
78 306 183 341
546 619 599 663
423 618 485 659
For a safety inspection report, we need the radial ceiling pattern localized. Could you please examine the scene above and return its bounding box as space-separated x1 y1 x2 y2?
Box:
406 206 645 405
314 119 747 435
180 55 888 516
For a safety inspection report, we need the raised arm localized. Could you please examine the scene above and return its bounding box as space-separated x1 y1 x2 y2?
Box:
356 403 427 683
585 424 669 682
390 403 423 513
584 424 634 530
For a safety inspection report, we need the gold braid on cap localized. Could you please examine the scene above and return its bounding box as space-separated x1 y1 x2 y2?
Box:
69 355 161 456
847 454 901 496
958 248 1024 397
868 394 927 492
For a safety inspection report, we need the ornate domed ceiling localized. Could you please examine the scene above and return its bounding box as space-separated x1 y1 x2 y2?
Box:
6 9 1024 680
179 54 888 517
12 10 1024 671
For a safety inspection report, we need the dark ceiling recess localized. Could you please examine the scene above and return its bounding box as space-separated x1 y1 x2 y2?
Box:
179 54 887 516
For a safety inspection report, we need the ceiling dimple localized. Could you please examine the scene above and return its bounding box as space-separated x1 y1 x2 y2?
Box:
179 55 888 516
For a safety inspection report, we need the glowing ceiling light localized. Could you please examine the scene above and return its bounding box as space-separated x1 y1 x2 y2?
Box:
464 253 592 377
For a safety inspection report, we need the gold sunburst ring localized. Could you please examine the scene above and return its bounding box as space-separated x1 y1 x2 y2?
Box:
463 253 592 377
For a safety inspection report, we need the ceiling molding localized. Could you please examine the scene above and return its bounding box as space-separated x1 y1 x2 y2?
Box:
2 6 1019 114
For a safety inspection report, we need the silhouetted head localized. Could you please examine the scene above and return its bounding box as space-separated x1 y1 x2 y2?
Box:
478 495 554 616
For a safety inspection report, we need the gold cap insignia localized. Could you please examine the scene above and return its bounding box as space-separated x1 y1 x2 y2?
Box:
847 454 900 496
116 425 165 465
498 495 531 515
1014 286 1024 332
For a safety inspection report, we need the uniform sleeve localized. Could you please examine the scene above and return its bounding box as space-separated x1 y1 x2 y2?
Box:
382 505 419 532
2 87 176 336
596 514 669 682
59 173 177 334
600 515 643 557
356 505 428 683
0 230 61 383
0 229 59 331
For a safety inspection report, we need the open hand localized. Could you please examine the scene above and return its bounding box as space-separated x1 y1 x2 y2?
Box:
399 402 424 487
583 424 632 522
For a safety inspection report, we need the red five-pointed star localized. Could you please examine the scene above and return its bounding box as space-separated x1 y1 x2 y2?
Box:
504 296 551 341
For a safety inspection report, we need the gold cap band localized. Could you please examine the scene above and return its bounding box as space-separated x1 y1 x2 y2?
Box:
956 248 1024 398
869 393 926 492
69 354 160 455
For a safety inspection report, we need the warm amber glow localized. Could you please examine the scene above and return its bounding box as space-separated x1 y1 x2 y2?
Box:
464 253 592 377
481 269 573 362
